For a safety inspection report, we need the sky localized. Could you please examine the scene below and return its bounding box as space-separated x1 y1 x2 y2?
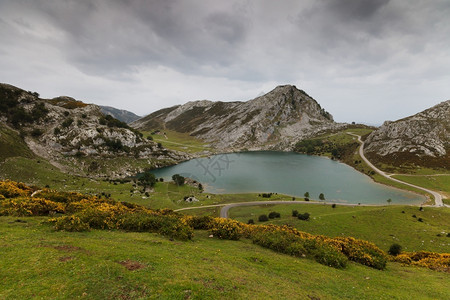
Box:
1 0 449 125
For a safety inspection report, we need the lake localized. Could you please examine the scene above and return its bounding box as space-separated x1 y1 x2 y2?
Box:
151 151 425 205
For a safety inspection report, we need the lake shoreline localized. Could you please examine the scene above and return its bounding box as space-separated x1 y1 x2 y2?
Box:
150 151 426 206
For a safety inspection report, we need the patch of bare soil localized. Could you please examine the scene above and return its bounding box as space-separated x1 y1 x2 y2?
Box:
117 260 146 271
58 256 74 262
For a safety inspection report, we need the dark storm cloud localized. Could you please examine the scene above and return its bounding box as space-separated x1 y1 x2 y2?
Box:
24 0 249 77
323 0 390 20
1 0 449 124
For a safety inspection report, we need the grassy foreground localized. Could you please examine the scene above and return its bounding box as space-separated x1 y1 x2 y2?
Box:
1 216 449 300
228 204 450 253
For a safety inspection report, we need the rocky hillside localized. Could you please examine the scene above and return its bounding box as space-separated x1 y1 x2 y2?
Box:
364 100 450 169
0 83 187 177
100 105 141 124
132 85 345 150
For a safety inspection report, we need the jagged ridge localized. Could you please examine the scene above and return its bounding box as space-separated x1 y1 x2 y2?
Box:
132 85 345 150
364 100 450 169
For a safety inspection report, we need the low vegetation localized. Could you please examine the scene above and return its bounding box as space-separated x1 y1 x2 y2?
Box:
2 180 449 275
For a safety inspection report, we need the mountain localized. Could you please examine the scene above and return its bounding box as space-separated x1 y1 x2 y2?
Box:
364 100 450 169
0 83 187 177
99 105 141 124
132 85 345 150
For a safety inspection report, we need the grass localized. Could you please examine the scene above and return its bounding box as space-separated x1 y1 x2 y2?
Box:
229 204 450 253
392 175 450 199
1 216 449 299
0 126 34 161
142 129 212 154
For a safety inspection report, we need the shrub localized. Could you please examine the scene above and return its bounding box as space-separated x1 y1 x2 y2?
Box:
183 215 213 230
298 213 310 221
389 243 402 256
209 218 243 240
304 197 309 201
54 127 61 135
172 174 185 186
53 216 90 232
418 218 424 222
268 211 280 219
248 219 254 224
31 128 44 137
61 118 73 128
252 232 347 269
292 210 298 217
258 214 269 222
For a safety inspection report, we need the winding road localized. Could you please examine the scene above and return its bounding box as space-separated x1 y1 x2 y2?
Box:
347 133 444 207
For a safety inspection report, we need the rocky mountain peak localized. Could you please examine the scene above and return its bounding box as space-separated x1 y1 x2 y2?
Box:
365 100 450 169
132 85 343 150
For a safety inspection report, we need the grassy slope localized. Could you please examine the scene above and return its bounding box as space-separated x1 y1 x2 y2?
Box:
0 126 34 161
229 204 450 253
392 175 450 199
142 129 212 154
1 216 449 300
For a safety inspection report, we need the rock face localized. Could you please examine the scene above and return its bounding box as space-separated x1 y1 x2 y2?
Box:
100 105 141 124
365 100 450 169
132 85 345 150
0 83 187 176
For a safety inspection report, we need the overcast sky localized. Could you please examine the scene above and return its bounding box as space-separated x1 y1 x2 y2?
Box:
1 0 449 125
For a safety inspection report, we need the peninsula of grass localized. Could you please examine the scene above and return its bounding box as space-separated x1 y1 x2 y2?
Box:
142 129 212 154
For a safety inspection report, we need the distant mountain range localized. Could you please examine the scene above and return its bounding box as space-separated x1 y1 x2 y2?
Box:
1 82 448 175
132 85 346 151
99 105 141 124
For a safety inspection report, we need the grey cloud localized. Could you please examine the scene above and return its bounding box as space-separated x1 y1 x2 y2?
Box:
24 0 250 78
322 0 390 20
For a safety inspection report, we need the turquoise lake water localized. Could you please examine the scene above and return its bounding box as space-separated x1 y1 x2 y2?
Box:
151 151 425 205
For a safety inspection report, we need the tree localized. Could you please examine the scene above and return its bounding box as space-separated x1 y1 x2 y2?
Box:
304 192 310 198
138 171 156 188
172 174 185 186
319 193 325 201
388 243 402 256
258 214 269 222
387 198 392 205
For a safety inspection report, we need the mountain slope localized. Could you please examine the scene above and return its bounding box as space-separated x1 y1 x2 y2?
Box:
100 105 141 124
364 100 450 170
0 83 187 177
132 85 345 150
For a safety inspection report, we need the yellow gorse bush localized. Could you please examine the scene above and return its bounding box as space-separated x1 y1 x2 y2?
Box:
0 180 34 198
390 251 450 272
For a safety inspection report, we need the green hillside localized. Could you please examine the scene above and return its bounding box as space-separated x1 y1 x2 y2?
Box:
1 216 449 299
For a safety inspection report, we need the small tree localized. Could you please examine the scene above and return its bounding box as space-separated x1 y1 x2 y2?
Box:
388 243 402 256
304 192 310 198
138 171 156 189
172 174 185 186
292 210 299 217
258 214 269 222
387 198 392 205
268 211 281 219
298 213 310 221
332 203 336 208
319 193 325 201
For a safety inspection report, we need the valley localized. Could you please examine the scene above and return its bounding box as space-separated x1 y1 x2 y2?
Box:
1 83 449 299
